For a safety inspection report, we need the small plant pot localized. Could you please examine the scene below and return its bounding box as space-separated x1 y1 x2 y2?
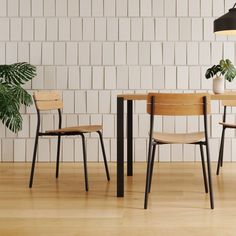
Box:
213 76 224 94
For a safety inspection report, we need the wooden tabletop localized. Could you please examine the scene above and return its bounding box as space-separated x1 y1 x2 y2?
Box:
117 94 147 100
210 92 236 100
117 92 236 101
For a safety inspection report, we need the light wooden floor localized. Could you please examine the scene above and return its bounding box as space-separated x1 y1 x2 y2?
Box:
0 162 236 236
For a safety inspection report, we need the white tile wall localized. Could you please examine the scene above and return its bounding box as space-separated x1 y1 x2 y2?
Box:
20 0 31 17
44 0 55 16
10 18 21 41
1 0 236 163
71 18 82 41
177 0 188 16
47 18 58 41
22 18 33 41
32 0 43 17
0 0 6 17
8 0 18 17
14 139 26 162
35 18 46 41
131 18 142 41
104 0 115 16
0 18 9 41
95 19 106 41
129 0 139 17
2 139 13 162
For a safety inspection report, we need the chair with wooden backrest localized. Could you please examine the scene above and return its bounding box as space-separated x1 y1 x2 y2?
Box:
216 99 236 175
29 91 110 190
144 93 214 209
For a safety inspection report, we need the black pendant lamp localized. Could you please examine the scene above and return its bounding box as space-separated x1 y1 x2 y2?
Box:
214 3 236 35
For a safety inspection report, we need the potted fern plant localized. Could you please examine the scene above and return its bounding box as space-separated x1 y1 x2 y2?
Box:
205 59 236 94
0 62 36 132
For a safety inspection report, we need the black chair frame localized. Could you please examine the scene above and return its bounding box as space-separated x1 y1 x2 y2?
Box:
216 106 228 175
29 108 110 191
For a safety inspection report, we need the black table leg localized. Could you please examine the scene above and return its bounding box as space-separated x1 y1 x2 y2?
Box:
117 97 124 197
127 100 133 176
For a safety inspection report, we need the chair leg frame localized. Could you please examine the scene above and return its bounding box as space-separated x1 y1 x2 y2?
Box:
29 132 39 188
216 127 226 175
56 135 61 178
80 133 89 191
148 143 157 193
217 105 227 175
203 96 214 209
144 140 153 209
144 141 213 209
205 140 214 209
55 109 62 178
200 143 208 193
97 131 110 181
29 131 109 191
29 109 41 188
144 96 155 209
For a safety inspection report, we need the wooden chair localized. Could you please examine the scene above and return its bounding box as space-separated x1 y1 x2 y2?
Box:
29 91 110 190
216 100 236 175
144 93 214 209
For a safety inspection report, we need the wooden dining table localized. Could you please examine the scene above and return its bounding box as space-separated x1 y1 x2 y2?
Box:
116 92 236 197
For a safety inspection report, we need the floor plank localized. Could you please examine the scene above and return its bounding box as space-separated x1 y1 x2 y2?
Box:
0 162 236 236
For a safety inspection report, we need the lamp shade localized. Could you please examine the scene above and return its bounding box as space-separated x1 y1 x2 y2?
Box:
214 8 236 35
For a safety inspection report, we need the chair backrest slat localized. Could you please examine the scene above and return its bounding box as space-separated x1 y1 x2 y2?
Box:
34 91 63 111
147 93 210 116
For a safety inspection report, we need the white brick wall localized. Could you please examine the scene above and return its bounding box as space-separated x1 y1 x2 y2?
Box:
1 0 236 163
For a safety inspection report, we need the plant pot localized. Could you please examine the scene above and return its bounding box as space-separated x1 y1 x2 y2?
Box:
213 76 224 94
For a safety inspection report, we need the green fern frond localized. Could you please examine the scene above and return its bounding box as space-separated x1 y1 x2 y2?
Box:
0 62 36 86
9 85 33 106
0 62 36 133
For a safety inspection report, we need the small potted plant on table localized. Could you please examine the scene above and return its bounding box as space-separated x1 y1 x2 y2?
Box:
205 59 236 94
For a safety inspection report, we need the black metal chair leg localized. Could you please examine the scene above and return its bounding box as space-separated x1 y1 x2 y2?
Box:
216 128 226 175
148 144 157 193
220 128 226 167
97 131 110 181
29 134 39 188
81 134 89 191
205 141 214 209
200 143 208 193
56 135 61 178
144 143 153 209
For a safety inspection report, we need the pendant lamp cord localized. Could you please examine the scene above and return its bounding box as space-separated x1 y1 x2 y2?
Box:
233 2 236 8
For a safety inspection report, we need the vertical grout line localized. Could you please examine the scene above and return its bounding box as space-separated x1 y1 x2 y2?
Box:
3 0 7 17
42 0 45 17
54 0 56 16
126 0 129 16
139 0 140 17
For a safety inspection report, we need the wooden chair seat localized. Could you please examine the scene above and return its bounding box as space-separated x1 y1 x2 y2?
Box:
219 122 236 128
153 132 205 144
45 125 103 134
